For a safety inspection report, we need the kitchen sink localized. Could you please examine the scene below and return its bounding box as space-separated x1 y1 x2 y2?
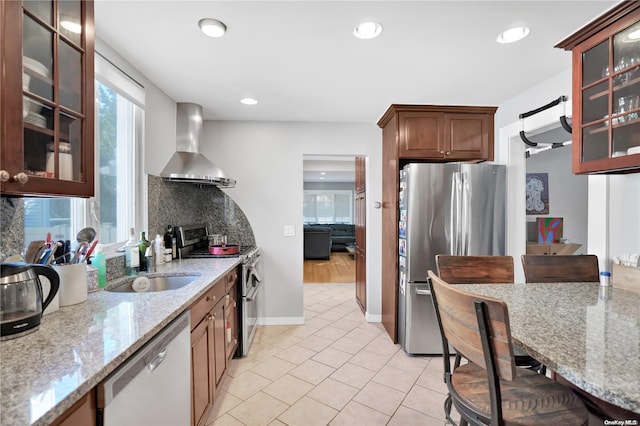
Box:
106 275 200 293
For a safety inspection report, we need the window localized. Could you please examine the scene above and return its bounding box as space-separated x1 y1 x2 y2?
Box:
23 54 145 254
303 190 353 224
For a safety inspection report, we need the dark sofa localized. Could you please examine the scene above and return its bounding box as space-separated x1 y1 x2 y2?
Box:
304 226 332 259
306 223 355 252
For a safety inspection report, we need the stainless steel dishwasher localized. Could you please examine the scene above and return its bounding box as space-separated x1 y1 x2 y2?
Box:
97 311 191 426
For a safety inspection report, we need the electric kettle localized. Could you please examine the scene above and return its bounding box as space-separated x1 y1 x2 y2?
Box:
0 263 60 340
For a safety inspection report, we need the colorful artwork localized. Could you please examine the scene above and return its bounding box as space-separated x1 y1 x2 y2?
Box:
526 173 549 215
537 217 563 243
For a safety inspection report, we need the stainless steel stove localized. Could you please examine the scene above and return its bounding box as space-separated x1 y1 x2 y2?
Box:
173 224 262 356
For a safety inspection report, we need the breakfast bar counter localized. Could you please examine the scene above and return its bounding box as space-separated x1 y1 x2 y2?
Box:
0 258 241 426
455 281 640 414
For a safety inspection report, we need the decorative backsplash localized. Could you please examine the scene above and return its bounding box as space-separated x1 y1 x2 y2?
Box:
147 175 255 247
0 197 24 261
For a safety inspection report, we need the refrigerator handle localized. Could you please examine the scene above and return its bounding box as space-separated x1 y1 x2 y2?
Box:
461 171 470 255
451 172 461 255
415 288 432 296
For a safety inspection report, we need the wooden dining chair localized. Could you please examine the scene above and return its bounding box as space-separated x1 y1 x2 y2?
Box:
436 255 544 371
427 270 588 426
521 254 599 283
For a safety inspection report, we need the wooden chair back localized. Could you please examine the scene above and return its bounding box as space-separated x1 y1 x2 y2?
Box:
436 255 514 284
428 270 516 381
521 254 599 283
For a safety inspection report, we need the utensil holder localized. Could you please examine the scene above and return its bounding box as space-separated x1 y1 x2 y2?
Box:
54 263 88 306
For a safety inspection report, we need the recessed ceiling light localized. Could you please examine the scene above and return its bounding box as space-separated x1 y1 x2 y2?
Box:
320 172 326 175
353 21 383 39
198 18 227 38
496 26 530 44
240 98 258 105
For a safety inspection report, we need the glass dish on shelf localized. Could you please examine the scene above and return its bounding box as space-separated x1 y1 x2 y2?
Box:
22 56 49 77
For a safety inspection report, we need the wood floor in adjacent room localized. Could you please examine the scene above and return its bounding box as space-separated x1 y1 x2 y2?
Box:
304 252 355 283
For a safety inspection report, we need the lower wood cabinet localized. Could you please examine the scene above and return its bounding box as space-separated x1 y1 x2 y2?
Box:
190 268 239 426
50 389 96 426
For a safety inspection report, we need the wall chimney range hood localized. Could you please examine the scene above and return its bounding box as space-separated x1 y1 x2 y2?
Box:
159 103 236 187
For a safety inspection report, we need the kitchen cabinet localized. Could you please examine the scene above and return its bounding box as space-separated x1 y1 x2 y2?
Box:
50 389 96 426
556 2 640 174
377 104 496 342
379 105 496 161
189 268 238 426
0 0 95 197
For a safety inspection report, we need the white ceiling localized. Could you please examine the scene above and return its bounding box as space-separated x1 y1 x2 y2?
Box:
94 0 618 180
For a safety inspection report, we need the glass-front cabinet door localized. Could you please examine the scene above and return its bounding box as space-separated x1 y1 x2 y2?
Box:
1 0 94 197
563 5 640 174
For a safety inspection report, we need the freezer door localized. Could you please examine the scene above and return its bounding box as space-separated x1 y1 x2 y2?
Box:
404 163 459 282
459 163 506 255
402 282 445 355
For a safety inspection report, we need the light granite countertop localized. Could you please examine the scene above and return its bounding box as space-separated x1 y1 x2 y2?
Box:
0 258 241 426
455 282 640 414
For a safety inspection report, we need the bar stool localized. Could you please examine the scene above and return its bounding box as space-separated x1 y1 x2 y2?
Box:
436 255 544 371
427 270 588 426
521 254 600 283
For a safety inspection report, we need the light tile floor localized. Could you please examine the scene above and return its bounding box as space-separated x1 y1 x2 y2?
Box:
207 283 456 426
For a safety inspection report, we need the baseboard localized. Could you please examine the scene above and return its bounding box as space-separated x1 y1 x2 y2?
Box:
258 316 305 326
365 313 382 322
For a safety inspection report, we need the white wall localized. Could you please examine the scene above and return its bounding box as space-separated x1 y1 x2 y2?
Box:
200 121 383 323
498 68 640 279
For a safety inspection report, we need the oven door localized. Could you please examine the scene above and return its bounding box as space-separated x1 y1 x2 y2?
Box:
241 253 262 356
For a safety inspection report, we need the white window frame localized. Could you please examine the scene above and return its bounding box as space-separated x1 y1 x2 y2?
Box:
92 53 146 254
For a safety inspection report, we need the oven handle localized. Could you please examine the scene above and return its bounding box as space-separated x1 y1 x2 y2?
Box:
245 281 261 302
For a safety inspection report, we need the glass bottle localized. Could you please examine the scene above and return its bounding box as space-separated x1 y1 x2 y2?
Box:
124 228 139 275
138 231 150 271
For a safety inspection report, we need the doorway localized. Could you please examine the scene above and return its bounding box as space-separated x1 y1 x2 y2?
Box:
302 155 357 284
523 124 588 254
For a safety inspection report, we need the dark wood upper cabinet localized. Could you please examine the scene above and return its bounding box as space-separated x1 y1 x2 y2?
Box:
556 2 640 174
376 104 496 343
1 0 95 197
379 105 496 161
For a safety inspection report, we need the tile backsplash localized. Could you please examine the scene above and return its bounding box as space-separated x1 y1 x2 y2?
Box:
147 175 255 246
1 197 25 261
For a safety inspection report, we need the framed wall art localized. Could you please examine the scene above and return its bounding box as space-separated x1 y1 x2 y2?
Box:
526 173 549 215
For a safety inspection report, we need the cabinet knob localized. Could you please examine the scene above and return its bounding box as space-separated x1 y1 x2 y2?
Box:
13 172 29 184
440 150 445 154
0 170 9 182
206 295 216 302
446 151 451 156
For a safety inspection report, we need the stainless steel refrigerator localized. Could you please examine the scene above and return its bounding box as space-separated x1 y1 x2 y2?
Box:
398 162 506 355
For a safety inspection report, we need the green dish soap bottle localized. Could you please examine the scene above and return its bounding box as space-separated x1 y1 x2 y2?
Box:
93 244 107 288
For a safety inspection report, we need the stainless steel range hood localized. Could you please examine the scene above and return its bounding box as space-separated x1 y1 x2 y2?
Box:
159 103 236 187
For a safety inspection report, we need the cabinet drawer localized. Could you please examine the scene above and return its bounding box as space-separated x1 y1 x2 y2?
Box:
225 268 239 293
190 280 226 328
